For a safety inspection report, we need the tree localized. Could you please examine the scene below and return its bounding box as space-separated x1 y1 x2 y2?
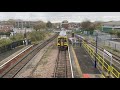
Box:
46 21 52 29
7 19 16 26
108 30 117 39
10 33 24 41
81 20 96 35
94 21 102 30
81 20 91 31
28 31 46 43
33 21 46 31
116 31 120 38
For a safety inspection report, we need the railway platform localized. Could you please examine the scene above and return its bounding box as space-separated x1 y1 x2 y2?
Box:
69 36 103 78
0 45 33 77
73 46 103 78
0 45 33 66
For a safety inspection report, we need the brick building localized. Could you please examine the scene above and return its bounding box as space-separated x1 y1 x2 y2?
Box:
0 25 14 32
61 20 69 29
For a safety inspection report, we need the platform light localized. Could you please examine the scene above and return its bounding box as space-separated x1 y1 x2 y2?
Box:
95 32 98 68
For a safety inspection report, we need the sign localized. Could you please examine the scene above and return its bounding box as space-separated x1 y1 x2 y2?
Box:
103 49 112 57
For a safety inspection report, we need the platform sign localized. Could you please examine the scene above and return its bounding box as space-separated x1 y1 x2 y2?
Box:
103 49 112 77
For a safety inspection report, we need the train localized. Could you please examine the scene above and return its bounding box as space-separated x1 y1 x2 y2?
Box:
57 30 68 50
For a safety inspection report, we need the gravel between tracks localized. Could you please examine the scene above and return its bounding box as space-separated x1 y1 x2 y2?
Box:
31 41 58 78
14 40 58 78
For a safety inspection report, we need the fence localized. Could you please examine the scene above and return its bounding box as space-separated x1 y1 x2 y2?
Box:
82 40 120 78
0 40 24 54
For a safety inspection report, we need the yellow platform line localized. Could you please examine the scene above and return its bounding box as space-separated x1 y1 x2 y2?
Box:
71 45 83 78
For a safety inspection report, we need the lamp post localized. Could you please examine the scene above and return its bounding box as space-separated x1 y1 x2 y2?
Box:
95 32 98 68
24 27 28 46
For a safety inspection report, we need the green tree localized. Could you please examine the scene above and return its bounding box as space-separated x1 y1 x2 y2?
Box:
33 21 46 31
46 21 52 29
81 20 91 31
7 19 16 26
28 31 46 43
116 31 120 38
10 33 24 41
81 20 95 35
0 39 12 47
109 30 117 39
94 21 102 30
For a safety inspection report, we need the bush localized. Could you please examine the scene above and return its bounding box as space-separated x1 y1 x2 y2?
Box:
0 39 12 47
10 33 24 41
28 31 46 43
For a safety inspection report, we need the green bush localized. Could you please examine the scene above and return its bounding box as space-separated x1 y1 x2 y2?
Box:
0 39 12 47
28 31 46 43
10 33 24 41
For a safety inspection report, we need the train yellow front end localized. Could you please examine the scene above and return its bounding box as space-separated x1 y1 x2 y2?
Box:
57 36 68 51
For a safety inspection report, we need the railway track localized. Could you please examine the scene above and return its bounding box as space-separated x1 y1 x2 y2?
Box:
75 34 120 62
90 42 120 62
88 42 120 71
0 33 58 78
54 49 72 78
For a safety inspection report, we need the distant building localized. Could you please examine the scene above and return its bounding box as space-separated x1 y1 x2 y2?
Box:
61 20 69 29
0 25 14 33
102 21 120 32
68 22 81 30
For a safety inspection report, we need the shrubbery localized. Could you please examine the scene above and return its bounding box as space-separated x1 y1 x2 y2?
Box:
27 31 47 43
10 33 24 41
0 39 12 47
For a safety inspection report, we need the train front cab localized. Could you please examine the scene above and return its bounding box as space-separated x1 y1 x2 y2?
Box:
57 36 68 51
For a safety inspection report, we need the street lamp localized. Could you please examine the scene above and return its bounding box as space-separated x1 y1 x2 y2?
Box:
24 27 28 46
95 32 98 68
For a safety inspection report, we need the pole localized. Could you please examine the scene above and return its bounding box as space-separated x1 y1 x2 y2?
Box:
24 27 28 46
109 56 112 77
95 33 98 68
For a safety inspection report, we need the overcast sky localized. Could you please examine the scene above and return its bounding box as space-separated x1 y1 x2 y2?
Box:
0 12 120 23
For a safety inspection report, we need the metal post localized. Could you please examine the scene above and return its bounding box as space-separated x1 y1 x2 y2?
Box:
24 28 28 46
109 56 112 77
95 33 98 68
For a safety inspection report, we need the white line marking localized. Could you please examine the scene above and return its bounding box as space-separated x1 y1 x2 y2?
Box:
0 45 33 69
68 46 74 78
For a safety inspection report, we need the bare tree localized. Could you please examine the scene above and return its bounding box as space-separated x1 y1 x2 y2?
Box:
33 21 46 31
81 20 96 35
46 21 53 29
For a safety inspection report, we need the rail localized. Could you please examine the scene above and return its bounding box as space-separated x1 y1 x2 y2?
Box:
0 33 59 78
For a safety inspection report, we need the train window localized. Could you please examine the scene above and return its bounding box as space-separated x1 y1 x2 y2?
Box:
64 39 67 42
58 39 61 43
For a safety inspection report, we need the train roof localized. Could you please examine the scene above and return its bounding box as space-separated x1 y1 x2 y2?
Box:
59 30 67 36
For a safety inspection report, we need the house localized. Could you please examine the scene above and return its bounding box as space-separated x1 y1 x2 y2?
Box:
0 25 14 33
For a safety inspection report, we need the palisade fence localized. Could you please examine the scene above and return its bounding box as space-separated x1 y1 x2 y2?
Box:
97 38 120 52
0 40 24 54
87 33 120 52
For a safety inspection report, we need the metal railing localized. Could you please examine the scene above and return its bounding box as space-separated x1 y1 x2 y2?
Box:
82 40 120 78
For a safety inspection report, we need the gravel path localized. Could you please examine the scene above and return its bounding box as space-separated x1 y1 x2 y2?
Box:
31 41 58 78
14 40 58 78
